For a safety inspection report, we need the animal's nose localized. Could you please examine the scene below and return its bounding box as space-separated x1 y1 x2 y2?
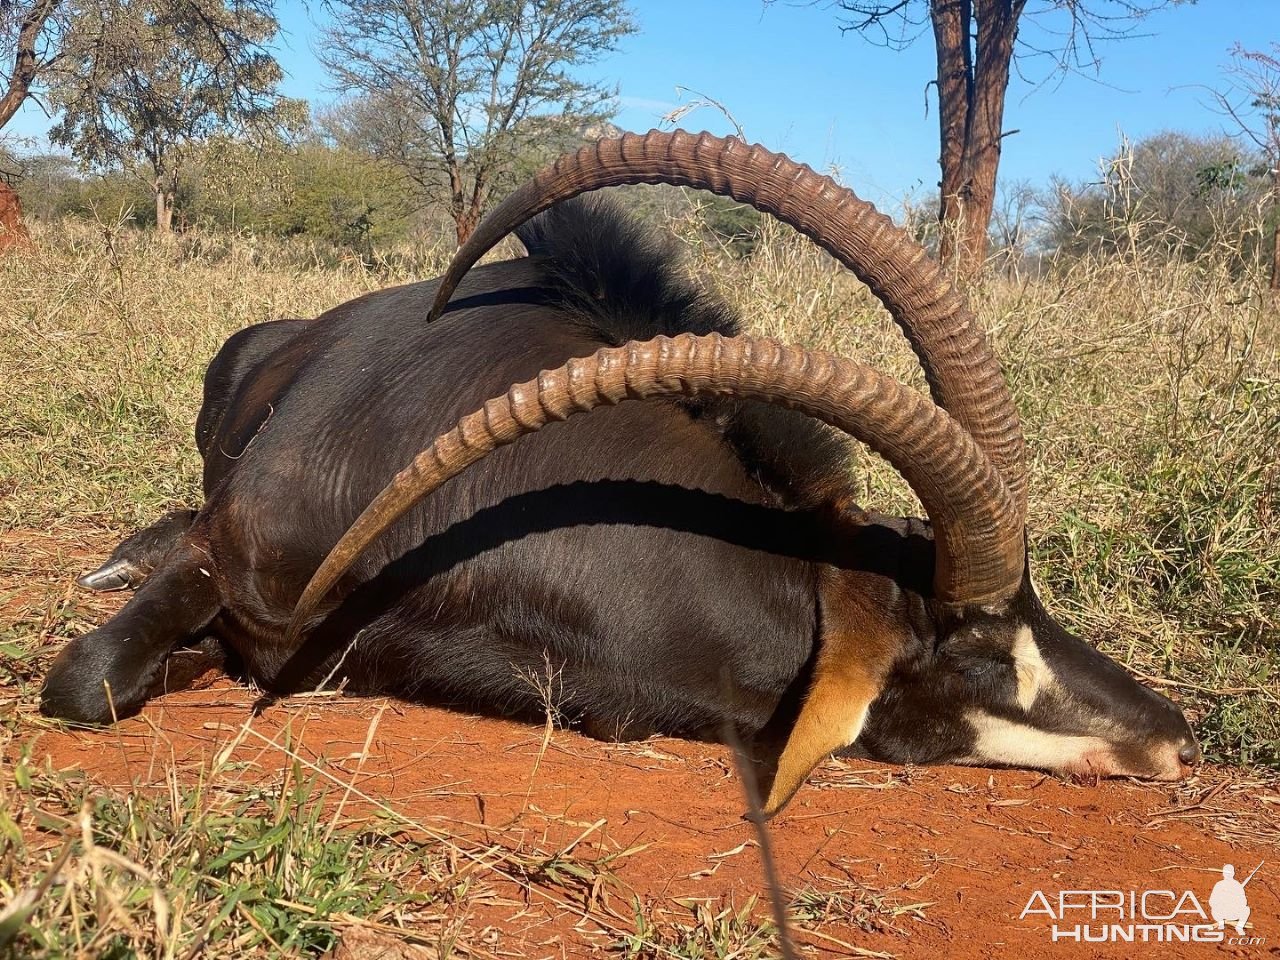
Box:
1178 740 1201 767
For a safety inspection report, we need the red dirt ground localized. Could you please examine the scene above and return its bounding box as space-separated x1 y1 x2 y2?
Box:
5 526 1279 959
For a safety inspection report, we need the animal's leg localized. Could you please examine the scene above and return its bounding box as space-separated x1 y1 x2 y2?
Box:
42 537 221 723
77 509 197 592
147 636 229 698
580 713 653 742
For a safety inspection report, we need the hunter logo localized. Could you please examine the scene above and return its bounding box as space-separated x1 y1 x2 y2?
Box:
1019 862 1265 945
1209 863 1256 934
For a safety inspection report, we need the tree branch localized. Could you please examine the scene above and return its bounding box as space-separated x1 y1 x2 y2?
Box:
0 0 61 131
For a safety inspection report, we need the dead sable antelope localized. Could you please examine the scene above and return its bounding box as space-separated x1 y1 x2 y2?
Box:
41 131 1199 814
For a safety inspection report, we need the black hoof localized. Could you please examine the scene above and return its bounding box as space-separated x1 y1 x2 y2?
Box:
40 632 151 724
45 539 223 724
77 558 144 592
41 635 231 724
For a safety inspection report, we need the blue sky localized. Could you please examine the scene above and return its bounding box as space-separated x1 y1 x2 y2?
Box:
9 0 1277 207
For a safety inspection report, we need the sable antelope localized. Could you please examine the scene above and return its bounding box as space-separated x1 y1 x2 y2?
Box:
42 132 1199 814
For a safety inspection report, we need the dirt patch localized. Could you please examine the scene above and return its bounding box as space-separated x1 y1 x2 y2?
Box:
5 526 1279 958
19 687 1278 958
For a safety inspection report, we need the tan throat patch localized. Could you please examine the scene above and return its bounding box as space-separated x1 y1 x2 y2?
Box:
757 567 901 817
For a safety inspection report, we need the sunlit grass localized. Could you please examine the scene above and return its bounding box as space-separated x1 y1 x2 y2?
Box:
0 207 1277 954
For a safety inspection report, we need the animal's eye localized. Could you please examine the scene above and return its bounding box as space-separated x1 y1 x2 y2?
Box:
951 656 1011 682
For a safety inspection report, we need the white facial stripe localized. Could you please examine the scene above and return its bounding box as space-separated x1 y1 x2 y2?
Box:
965 709 1111 774
1011 626 1057 711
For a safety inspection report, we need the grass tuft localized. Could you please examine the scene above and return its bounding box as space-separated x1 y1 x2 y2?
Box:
0 754 443 957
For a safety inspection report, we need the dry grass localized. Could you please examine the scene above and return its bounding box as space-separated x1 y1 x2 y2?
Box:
0 217 454 530
0 705 674 958
1 207 1278 956
2 209 1277 753
0 754 453 957
685 212 1280 767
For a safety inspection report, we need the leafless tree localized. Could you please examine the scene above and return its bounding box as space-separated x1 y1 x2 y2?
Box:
318 0 635 245
813 0 1187 279
990 177 1037 275
1213 42 1280 290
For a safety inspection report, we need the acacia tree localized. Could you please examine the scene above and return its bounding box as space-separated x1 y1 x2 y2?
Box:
47 0 291 233
821 0 1184 278
0 0 62 243
1214 43 1280 290
0 0 60 129
317 0 635 244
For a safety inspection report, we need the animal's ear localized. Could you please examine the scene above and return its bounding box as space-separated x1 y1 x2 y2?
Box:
751 572 900 818
933 602 1019 655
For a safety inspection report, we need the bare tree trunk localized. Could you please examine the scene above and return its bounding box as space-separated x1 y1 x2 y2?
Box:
455 171 496 245
930 0 1023 280
959 0 1020 279
1271 169 1280 291
450 179 489 245
454 207 478 245
446 161 475 245
0 181 30 252
155 183 175 234
931 0 971 270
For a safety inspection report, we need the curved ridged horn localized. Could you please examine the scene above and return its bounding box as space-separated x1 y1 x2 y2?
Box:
426 129 1028 523
286 333 1024 645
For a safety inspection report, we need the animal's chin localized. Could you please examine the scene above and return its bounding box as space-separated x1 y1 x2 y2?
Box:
1056 745 1191 782
950 739 1194 783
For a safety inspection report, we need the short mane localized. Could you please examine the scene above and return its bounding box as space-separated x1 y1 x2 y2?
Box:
517 194 856 510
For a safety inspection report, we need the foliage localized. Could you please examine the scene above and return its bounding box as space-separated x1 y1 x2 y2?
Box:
8 133 428 253
317 0 636 243
1042 131 1273 272
45 0 295 232
192 136 422 253
13 151 155 223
